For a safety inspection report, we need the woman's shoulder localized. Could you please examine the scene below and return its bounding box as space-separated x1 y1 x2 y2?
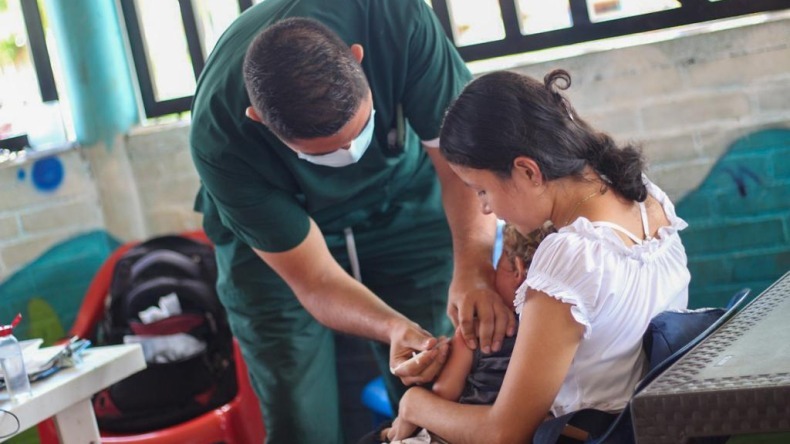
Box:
644 176 689 237
518 235 607 338
520 234 609 310
554 178 688 259
545 220 622 257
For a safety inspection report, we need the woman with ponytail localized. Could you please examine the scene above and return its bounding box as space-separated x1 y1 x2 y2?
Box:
383 70 690 443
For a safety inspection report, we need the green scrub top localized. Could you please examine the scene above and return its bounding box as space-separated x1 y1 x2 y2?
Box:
190 0 472 289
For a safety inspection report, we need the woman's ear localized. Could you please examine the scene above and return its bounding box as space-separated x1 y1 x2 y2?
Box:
513 156 544 186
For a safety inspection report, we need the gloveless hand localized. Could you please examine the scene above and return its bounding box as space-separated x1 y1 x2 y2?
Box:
448 276 515 353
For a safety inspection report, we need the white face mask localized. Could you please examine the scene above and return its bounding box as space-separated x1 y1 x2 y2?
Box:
297 110 375 168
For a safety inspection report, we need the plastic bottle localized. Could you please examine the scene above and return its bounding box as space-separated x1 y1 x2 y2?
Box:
0 314 33 403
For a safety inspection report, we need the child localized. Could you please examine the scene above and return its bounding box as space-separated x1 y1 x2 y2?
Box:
432 223 554 406
382 223 555 443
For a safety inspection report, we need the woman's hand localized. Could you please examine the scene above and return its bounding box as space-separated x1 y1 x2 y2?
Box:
385 416 419 442
448 276 516 354
385 387 426 442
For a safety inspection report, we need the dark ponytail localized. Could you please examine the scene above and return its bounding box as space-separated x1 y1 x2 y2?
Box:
585 135 648 201
441 69 648 202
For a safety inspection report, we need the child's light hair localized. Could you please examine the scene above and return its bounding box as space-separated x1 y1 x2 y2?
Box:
502 222 556 268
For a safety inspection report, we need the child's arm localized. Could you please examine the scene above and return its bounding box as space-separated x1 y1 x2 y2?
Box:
431 327 474 401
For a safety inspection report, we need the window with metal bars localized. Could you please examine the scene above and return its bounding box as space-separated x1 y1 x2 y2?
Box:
120 0 786 119
0 0 61 152
120 0 253 118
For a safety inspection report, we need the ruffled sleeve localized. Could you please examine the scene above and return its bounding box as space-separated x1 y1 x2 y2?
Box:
515 233 607 339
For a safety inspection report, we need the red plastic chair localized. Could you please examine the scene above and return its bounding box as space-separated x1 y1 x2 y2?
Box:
38 230 265 443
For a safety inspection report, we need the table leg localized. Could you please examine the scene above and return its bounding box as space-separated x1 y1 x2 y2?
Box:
53 398 101 444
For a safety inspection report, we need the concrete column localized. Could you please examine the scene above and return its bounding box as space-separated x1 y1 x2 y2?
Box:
43 0 146 241
43 0 139 145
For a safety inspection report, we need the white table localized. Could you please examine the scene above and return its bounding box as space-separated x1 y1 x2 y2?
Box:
0 344 146 443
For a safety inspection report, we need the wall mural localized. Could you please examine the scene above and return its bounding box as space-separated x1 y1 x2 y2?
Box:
30 157 65 192
0 230 119 344
0 129 786 356
15 157 65 192
676 128 790 308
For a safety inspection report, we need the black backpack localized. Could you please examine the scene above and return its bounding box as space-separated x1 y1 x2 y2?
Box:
91 235 237 433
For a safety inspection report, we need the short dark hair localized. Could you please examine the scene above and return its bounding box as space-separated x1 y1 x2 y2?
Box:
440 69 647 202
243 17 369 140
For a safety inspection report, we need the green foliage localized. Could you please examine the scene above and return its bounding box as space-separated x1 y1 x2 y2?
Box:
5 428 39 444
0 35 21 66
37 0 48 29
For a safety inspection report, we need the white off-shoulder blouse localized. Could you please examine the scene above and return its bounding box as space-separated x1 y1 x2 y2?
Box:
514 178 690 416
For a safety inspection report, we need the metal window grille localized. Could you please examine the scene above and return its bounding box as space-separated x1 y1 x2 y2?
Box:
432 0 788 61
120 0 787 118
120 0 252 118
19 0 58 102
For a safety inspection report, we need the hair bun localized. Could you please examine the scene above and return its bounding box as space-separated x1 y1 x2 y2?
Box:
544 69 572 92
544 69 574 120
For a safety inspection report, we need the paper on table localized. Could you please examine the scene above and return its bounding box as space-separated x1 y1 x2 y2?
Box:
19 339 43 354
23 344 67 375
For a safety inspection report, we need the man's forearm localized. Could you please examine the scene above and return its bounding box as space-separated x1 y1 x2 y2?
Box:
295 272 411 344
252 221 412 344
425 147 497 275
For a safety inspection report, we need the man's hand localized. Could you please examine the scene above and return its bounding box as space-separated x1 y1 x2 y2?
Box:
389 321 449 386
448 278 516 354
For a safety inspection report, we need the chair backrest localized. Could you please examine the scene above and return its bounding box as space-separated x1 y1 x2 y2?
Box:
634 288 750 394
37 230 266 444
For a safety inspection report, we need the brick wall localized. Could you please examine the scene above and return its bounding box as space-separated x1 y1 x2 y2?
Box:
506 16 790 202
2 15 787 287
124 123 203 236
0 149 117 343
0 5 786 349
504 15 790 306
0 129 201 275
0 150 104 277
677 129 790 308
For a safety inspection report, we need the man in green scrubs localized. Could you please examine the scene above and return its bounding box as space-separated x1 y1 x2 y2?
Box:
189 1 514 442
